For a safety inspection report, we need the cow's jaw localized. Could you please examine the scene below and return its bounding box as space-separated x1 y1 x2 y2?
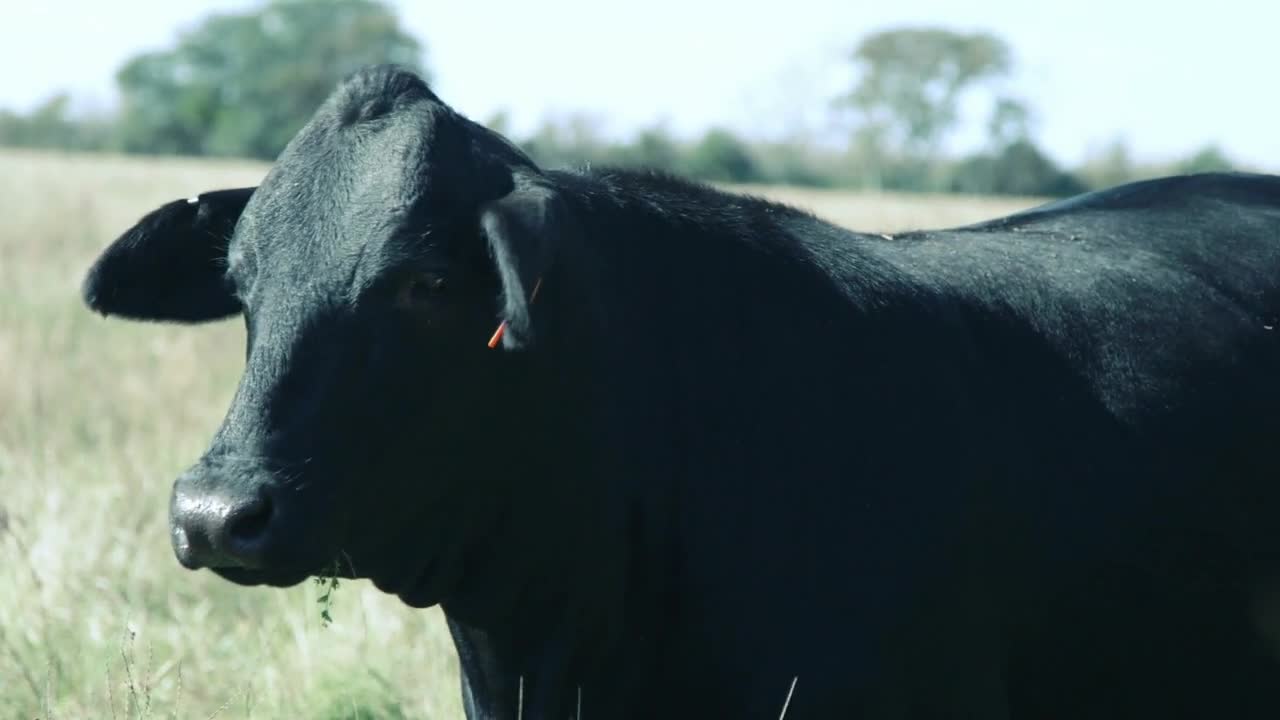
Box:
210 565 318 588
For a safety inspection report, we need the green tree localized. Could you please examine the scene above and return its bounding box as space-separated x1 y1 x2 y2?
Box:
950 140 1086 197
842 27 1012 167
521 113 613 169
115 0 425 159
986 96 1032 149
0 94 115 151
1079 137 1136 189
752 139 840 188
1175 144 1235 174
612 125 682 171
846 121 891 190
483 109 513 137
684 128 759 183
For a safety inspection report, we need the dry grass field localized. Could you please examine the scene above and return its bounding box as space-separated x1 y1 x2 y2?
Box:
0 147 1041 718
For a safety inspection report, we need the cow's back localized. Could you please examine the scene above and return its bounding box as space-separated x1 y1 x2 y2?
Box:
847 172 1280 717
646 173 1280 717
864 172 1280 434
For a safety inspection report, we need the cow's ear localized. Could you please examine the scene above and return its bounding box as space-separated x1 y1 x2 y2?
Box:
478 172 567 350
82 187 254 323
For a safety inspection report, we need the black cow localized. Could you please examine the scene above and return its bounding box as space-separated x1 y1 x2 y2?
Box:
83 65 1280 718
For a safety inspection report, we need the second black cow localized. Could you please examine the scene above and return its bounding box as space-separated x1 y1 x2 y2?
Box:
83 65 1280 718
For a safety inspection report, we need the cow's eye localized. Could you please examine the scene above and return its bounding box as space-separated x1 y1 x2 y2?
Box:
394 271 448 310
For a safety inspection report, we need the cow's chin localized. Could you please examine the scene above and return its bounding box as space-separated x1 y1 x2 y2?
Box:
210 564 323 588
366 544 468 610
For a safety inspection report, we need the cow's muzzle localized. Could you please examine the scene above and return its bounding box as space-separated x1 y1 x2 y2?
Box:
169 465 281 571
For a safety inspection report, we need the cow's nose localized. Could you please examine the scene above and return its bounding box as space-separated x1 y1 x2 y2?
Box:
170 479 276 570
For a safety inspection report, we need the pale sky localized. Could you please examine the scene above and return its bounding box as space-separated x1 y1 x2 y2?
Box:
2 0 1276 170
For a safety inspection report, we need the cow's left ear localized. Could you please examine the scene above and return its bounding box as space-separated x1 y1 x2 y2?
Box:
83 187 254 323
479 172 567 350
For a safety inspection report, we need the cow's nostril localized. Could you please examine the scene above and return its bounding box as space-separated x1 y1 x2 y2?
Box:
226 493 274 545
171 470 285 571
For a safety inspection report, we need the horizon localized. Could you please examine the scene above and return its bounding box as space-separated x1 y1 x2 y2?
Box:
2 0 1276 171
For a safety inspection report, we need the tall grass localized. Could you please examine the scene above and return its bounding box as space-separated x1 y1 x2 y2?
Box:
0 147 1037 718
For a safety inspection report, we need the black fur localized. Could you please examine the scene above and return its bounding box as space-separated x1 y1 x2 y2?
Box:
84 65 1280 718
83 187 252 322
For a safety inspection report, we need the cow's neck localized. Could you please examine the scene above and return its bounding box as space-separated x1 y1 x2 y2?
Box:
435 294 662 717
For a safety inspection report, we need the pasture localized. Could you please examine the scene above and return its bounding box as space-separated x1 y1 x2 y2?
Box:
0 147 1040 718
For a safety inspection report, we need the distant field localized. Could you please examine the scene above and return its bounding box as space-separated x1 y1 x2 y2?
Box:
0 148 1040 718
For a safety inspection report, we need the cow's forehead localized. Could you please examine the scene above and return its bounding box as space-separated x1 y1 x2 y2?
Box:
232 97 443 279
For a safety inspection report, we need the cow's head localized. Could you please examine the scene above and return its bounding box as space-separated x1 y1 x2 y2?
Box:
82 66 572 606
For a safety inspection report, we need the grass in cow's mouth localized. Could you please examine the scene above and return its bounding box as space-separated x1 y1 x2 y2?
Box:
314 560 342 627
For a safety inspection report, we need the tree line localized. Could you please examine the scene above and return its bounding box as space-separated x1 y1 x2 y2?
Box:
0 0 1239 196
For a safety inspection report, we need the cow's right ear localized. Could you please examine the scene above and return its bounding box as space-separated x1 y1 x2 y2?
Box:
82 187 254 323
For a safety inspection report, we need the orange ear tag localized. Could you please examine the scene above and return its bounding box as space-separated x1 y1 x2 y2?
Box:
487 276 543 349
